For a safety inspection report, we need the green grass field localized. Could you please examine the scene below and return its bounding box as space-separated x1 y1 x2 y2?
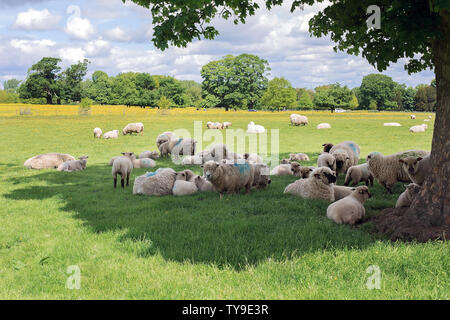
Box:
0 106 448 299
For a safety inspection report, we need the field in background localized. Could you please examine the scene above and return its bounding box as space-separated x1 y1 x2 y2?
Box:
0 104 447 299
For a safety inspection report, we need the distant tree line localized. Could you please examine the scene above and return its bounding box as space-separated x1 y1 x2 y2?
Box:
0 55 436 112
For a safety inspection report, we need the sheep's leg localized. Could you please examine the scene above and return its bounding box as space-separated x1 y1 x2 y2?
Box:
219 193 223 199
126 172 130 186
114 177 117 188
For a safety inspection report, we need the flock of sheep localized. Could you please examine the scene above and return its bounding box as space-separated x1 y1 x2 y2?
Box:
384 114 432 133
23 114 432 227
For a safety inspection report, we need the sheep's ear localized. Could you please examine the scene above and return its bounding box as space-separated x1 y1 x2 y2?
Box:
417 157 423 161
314 173 320 179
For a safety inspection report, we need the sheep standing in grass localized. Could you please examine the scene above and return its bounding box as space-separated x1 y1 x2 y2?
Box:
252 163 271 189
396 183 422 208
290 114 308 126
139 151 159 160
366 150 429 193
399 154 431 185
322 143 334 153
133 168 177 196
103 130 119 139
122 122 144 135
326 186 371 225
344 163 374 186
333 185 357 201
284 167 336 202
317 152 336 172
202 161 254 199
93 128 102 138
57 156 89 172
289 153 310 162
329 141 360 177
24 153 76 169
112 152 134 188
109 153 136 165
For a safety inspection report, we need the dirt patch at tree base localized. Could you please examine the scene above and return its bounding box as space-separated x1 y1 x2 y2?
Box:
371 207 449 242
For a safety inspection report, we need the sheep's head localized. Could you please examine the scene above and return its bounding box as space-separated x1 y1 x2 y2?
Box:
78 155 89 160
332 151 350 170
184 169 197 181
290 162 301 175
121 152 136 160
399 156 423 175
405 183 422 195
202 161 220 180
327 157 337 171
150 151 159 159
355 186 371 200
322 143 333 153
299 166 313 179
281 159 290 164
313 167 336 185
175 171 187 181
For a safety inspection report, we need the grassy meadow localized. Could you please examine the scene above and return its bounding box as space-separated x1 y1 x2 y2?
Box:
0 104 448 299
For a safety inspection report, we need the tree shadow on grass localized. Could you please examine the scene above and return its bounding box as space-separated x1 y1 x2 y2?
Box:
4 164 386 270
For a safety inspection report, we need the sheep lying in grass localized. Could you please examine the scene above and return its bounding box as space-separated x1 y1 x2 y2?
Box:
24 153 75 169
344 163 374 186
284 167 336 202
93 128 102 138
297 166 314 179
112 152 134 188
290 114 308 126
326 186 371 225
132 158 156 168
317 152 336 172
410 115 416 119
333 185 357 201
329 141 360 177
289 153 310 162
223 121 232 128
122 122 144 135
384 123 401 127
271 164 293 176
366 150 429 193
202 161 254 199
317 123 331 129
172 177 198 196
247 121 265 133
409 125 426 133
103 130 119 139
399 154 431 185
139 150 159 160
322 143 334 153
206 122 223 129
133 168 177 196
396 183 422 208
194 176 216 192
57 156 89 172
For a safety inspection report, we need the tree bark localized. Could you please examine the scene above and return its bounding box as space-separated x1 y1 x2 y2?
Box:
404 10 450 231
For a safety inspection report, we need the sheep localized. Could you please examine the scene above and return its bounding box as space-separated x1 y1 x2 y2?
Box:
322 143 334 153
366 150 429 193
133 168 177 196
396 183 422 208
317 123 331 129
57 156 88 172
194 175 216 192
170 138 197 157
410 125 426 133
410 115 416 119
222 122 232 129
252 163 271 189
298 166 314 179
344 163 374 186
103 130 119 139
24 153 75 169
109 153 136 166
93 128 102 138
202 161 254 199
333 185 357 201
428 115 432 119
326 186 371 225
317 152 336 172
206 122 223 129
172 180 198 196
329 141 360 177
139 150 159 160
132 158 156 169
247 121 265 133
384 123 401 127
290 114 308 126
284 167 336 202
227 151 244 161
424 119 430 122
421 123 428 129
112 152 134 188
399 154 431 185
289 153 310 162
122 122 144 135
270 164 294 176
243 153 263 164
156 132 175 150
182 155 202 165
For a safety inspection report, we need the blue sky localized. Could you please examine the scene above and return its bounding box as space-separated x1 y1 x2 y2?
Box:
0 0 435 89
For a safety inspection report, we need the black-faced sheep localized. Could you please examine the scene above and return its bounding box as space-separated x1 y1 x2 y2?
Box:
326 186 371 225
322 143 334 153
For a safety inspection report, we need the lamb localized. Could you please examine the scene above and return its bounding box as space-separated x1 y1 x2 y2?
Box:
329 141 360 176
298 166 314 179
289 153 310 162
290 114 308 126
344 163 374 186
396 183 422 208
176 169 197 182
366 150 429 193
132 158 156 169
252 163 271 189
317 152 336 172
284 167 336 202
410 125 426 133
57 156 88 172
103 130 119 139
156 132 175 150
112 152 134 188
317 123 331 129
399 154 431 185
93 128 102 138
122 122 144 135
24 153 75 169
333 185 357 201
243 153 263 164
247 121 265 133
326 186 371 225
172 178 198 196
194 175 216 192
322 143 334 153
410 115 416 119
133 168 177 196
384 123 401 127
139 150 159 160
202 161 254 199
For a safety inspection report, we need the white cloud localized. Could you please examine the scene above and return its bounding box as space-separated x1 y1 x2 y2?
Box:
84 39 111 57
13 8 60 31
104 27 132 42
10 39 56 54
58 47 86 64
64 5 95 40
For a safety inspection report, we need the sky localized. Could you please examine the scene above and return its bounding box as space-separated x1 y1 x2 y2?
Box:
0 0 435 90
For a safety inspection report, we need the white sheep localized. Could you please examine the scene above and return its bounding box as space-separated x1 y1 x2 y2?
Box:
396 183 422 208
317 152 336 172
344 163 374 186
317 123 331 129
270 164 294 176
289 153 310 162
93 128 102 138
424 119 430 122
399 154 431 185
57 156 88 172
290 114 308 126
329 141 360 177
410 125 426 133
24 153 75 169
247 121 265 133
172 180 198 196
156 132 175 150
326 186 371 225
133 168 177 196
410 115 416 119
384 123 401 127
194 176 216 192
222 121 232 129
284 167 336 202
132 158 156 169
139 150 159 160
122 122 144 135
112 152 134 188
103 130 119 139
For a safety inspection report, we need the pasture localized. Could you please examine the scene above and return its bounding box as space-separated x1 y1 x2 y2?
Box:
0 104 448 299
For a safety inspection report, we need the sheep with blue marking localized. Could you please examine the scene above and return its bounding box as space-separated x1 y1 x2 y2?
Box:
329 141 360 177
